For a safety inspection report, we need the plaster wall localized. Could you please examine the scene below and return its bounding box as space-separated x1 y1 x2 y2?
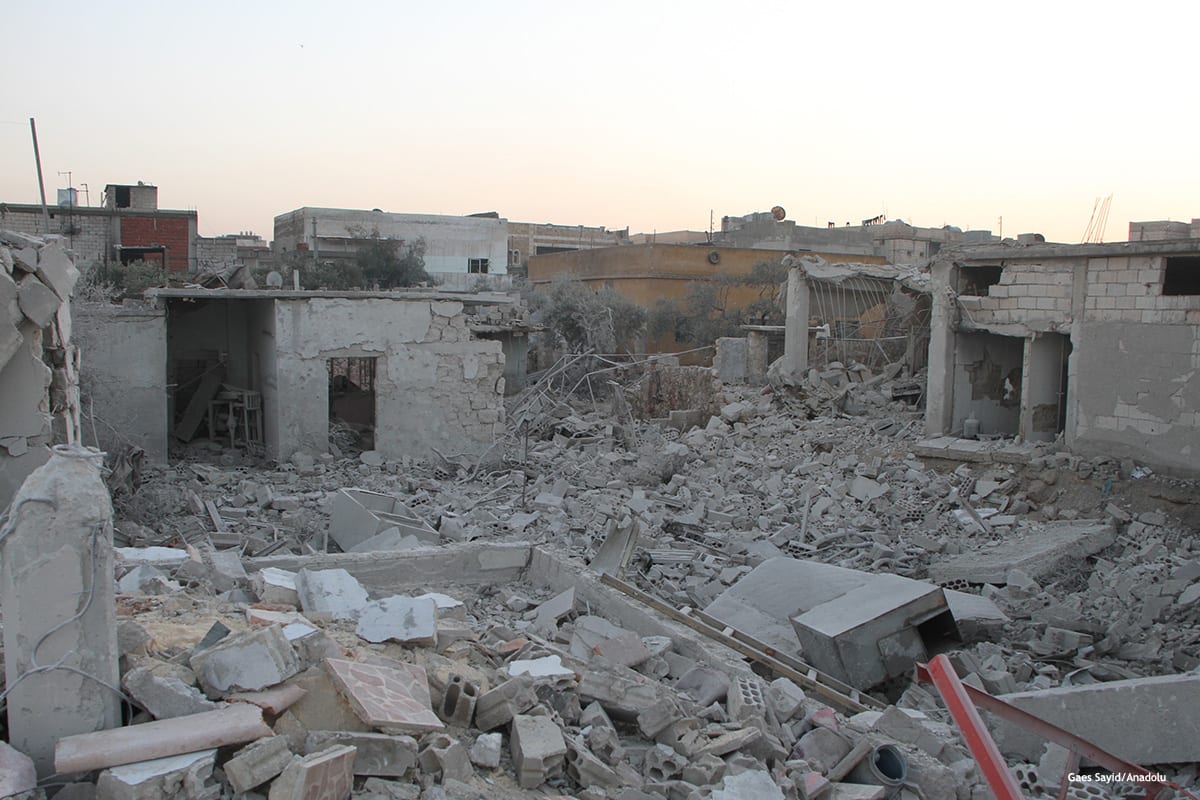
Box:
271 298 504 461
274 209 509 275
950 332 1023 438
73 303 168 461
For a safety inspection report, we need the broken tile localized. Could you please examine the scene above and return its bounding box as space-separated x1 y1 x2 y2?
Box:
324 658 444 734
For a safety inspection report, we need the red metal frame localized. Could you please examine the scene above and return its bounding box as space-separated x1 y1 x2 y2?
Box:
916 655 1199 800
919 655 1024 800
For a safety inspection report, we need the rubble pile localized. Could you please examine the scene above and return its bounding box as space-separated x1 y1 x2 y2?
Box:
2 372 1199 798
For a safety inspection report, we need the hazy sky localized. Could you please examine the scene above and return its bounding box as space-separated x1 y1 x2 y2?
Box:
3 1 1197 244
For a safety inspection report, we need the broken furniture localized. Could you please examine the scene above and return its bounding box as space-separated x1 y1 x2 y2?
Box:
207 387 264 451
705 557 959 690
328 488 439 552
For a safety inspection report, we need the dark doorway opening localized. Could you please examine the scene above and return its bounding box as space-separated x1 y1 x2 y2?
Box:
329 357 377 453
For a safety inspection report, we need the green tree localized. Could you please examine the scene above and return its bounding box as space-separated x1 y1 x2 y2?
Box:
534 275 645 354
349 226 430 288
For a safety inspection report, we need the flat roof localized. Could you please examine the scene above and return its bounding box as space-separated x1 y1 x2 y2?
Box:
947 238 1200 261
147 288 514 304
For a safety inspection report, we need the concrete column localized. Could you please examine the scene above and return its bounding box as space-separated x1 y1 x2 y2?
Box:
1 445 120 776
746 332 769 385
924 258 957 437
782 266 810 384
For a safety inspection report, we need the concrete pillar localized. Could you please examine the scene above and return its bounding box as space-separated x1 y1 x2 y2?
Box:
782 266 809 384
924 259 957 437
746 332 769 386
1 445 120 776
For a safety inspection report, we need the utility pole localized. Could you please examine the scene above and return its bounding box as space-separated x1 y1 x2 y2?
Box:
311 217 319 265
29 118 50 232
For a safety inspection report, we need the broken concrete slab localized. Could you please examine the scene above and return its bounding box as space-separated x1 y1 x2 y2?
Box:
122 665 222 719
712 770 785 800
295 568 369 621
928 521 1116 585
224 735 293 793
55 703 272 774
95 749 217 800
189 624 301 697
355 595 438 646
993 672 1200 764
0 741 37 798
254 567 301 607
328 488 437 552
306 731 418 776
16 274 60 328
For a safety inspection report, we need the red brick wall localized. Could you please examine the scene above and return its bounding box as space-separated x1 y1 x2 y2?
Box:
120 215 192 273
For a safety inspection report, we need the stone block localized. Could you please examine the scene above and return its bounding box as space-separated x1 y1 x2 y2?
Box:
681 752 725 785
468 732 502 769
294 568 369 622
565 743 621 789
224 735 293 793
474 676 538 731
437 673 478 727
642 743 687 781
32 241 79 300
712 770 786 800
95 749 217 800
510 714 567 789
417 734 473 783
767 677 806 721
355 595 437 646
267 744 356 800
122 665 221 719
795 728 852 772
0 741 37 798
189 625 301 697
305 731 417 776
16 275 59 328
675 667 730 706
578 659 671 721
254 568 300 606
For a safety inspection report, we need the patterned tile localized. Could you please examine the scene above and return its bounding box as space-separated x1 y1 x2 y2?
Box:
273 744 356 800
325 657 444 734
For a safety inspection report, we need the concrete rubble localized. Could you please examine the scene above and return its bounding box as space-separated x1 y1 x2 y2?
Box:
1 244 1199 798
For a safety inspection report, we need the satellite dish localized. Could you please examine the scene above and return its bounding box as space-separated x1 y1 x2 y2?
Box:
771 206 786 221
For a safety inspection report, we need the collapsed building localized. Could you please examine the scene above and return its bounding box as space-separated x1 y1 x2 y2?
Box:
1 227 1199 800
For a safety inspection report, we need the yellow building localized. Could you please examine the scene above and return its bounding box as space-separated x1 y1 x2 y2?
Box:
528 243 887 355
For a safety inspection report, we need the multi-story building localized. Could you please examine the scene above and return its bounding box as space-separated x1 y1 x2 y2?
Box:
0 182 198 273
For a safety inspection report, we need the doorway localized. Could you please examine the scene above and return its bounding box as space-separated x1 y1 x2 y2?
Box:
328 357 377 453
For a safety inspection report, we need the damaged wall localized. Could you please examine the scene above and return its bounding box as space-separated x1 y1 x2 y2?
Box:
74 302 168 461
271 297 505 462
929 242 1200 473
0 232 80 506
